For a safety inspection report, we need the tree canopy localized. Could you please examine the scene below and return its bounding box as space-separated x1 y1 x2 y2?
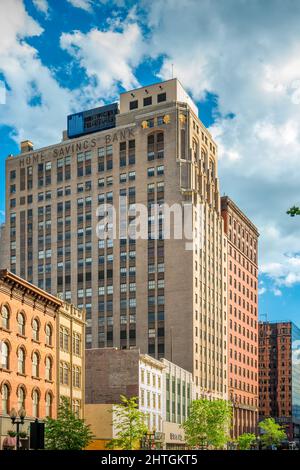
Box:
258 418 287 448
106 395 148 450
182 399 232 449
45 397 94 450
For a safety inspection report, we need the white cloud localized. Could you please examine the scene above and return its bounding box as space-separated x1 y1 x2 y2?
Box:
60 21 144 101
258 287 266 296
66 0 93 12
32 0 49 16
0 0 76 148
140 0 300 288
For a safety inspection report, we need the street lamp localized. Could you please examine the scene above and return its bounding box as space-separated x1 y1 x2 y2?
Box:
10 407 26 450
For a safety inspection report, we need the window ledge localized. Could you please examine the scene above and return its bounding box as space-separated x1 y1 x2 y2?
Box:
31 376 41 381
17 372 27 377
0 327 12 333
31 339 41 345
16 333 27 339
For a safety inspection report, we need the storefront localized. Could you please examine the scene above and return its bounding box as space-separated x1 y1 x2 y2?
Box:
163 422 187 450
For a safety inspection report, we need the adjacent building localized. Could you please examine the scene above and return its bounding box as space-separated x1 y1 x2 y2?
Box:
221 196 259 437
3 78 228 399
0 269 85 447
85 348 194 449
259 321 300 441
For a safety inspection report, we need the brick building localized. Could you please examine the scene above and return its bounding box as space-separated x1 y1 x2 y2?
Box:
259 321 300 441
2 78 228 400
0 269 85 447
221 196 259 437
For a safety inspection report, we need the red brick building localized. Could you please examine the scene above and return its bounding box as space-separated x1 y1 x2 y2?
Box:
0 269 85 447
221 196 259 437
259 321 300 441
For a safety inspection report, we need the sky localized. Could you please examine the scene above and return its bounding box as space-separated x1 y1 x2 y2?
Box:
0 0 300 324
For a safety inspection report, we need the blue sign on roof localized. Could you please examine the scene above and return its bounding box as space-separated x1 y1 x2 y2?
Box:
67 103 119 139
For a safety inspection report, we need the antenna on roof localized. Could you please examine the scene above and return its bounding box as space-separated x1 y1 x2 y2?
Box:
171 63 174 79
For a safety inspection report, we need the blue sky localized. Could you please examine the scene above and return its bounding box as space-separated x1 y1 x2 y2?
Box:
0 0 300 325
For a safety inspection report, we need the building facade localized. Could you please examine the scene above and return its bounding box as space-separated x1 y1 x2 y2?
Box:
259 321 300 441
85 347 195 449
0 269 85 447
3 78 227 398
221 196 259 437
161 359 193 449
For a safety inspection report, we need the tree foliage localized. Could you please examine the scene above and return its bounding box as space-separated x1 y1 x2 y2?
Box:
237 433 256 450
258 418 287 448
45 397 94 450
106 395 148 450
182 399 232 449
287 206 300 217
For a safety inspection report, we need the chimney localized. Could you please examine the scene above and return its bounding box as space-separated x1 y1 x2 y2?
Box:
20 140 34 153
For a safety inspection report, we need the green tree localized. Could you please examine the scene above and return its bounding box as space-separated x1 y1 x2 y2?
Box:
106 395 148 450
45 397 94 450
182 399 232 449
258 418 286 448
237 433 256 450
287 206 300 217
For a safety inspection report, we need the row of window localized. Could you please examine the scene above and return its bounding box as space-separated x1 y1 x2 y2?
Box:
1 305 53 344
1 383 53 418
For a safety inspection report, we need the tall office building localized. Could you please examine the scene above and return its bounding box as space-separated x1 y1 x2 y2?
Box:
259 321 300 440
3 79 227 398
221 196 259 437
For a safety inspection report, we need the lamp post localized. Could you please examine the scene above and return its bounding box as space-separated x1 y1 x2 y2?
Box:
10 407 26 450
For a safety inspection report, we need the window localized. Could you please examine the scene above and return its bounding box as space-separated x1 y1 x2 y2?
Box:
32 390 39 418
147 167 155 178
18 387 25 411
73 399 81 418
60 362 69 385
45 357 52 381
1 384 9 415
157 165 164 176
32 352 39 377
18 313 25 336
1 305 9 329
144 96 152 106
60 326 70 352
45 324 52 346
18 347 25 374
1 342 9 369
73 366 81 388
129 100 138 110
73 332 81 356
32 319 40 341
46 392 52 417
157 92 166 103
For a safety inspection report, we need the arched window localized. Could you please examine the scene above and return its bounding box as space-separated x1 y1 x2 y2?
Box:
45 324 52 346
1 383 10 414
32 352 39 377
32 390 39 418
45 357 52 381
18 347 25 374
1 305 9 329
1 342 9 369
17 386 25 411
45 392 52 417
32 319 39 341
17 312 25 336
